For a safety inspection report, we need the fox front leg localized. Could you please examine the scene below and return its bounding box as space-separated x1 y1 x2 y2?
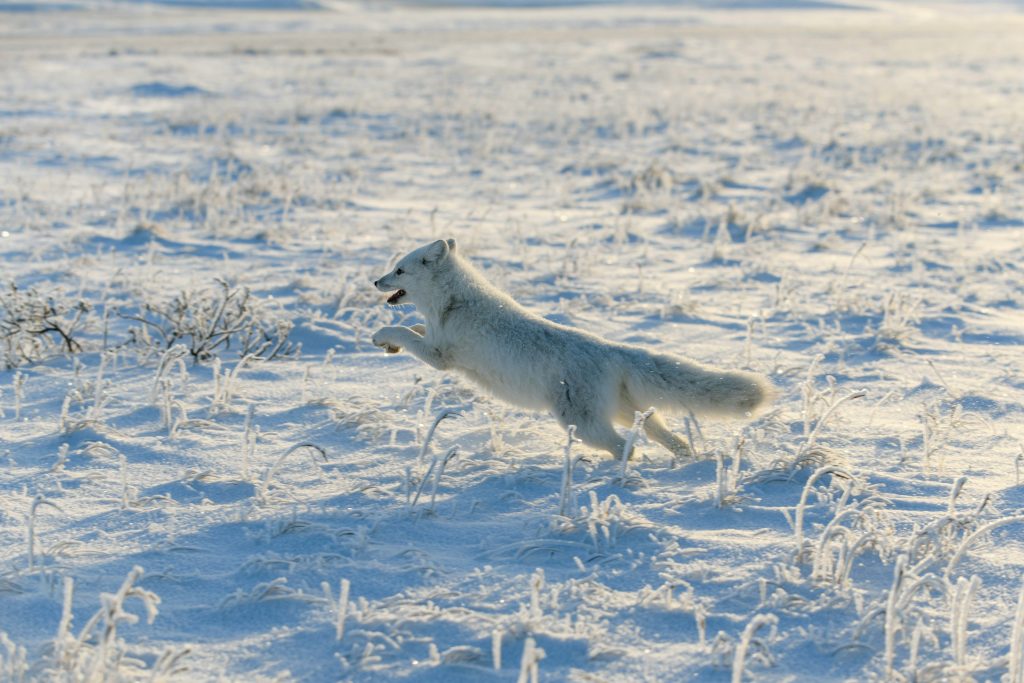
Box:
372 325 425 352
372 326 448 370
371 326 405 354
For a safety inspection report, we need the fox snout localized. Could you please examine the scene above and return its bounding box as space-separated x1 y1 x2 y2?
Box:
373 274 407 305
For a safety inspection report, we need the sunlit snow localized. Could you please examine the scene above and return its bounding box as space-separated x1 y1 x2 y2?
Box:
1 1 1023 680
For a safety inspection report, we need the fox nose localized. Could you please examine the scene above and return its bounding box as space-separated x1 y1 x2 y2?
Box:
373 279 379 287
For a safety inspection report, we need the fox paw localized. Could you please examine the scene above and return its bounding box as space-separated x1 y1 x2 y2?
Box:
372 328 403 354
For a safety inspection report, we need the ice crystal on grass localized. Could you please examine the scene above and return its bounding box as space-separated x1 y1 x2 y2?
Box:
51 567 164 681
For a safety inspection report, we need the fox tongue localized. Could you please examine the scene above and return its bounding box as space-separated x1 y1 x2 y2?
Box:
387 289 406 305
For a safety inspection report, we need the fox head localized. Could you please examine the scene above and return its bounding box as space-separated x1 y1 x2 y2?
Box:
373 238 456 307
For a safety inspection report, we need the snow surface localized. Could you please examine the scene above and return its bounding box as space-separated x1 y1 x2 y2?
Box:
1 1 1024 681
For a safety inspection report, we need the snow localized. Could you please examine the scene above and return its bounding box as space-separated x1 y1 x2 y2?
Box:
1 1 1024 680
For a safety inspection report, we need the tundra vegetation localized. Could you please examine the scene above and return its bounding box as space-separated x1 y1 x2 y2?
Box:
1 1 1023 680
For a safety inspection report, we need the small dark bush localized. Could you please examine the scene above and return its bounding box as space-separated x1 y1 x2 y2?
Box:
1 284 89 369
121 280 297 364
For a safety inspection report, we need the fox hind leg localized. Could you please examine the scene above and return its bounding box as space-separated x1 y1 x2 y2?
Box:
615 399 691 459
643 411 692 459
554 391 628 459
573 416 629 460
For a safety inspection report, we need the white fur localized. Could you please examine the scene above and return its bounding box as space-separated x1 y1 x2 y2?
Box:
372 239 774 459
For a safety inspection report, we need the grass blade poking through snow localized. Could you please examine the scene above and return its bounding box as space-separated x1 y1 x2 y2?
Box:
618 408 654 484
334 578 351 642
559 426 585 518
241 403 256 482
211 353 257 413
799 381 865 458
884 555 909 679
13 371 24 419
418 409 459 465
428 446 459 514
1009 578 1024 683
1016 444 1024 486
944 515 1024 579
150 344 188 404
26 495 61 572
517 637 545 683
53 575 75 672
1 632 28 682
731 613 778 683
950 574 980 671
715 435 746 509
319 579 351 642
492 629 503 671
683 410 704 460
408 446 458 515
257 443 327 504
119 454 130 510
793 465 850 563
68 566 160 680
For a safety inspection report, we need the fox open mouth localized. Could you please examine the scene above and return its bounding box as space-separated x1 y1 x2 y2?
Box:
386 289 406 305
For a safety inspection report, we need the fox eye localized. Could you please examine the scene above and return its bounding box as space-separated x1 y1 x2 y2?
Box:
396 268 404 275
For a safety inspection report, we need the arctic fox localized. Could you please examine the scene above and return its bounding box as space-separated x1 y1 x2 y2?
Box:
372 239 773 459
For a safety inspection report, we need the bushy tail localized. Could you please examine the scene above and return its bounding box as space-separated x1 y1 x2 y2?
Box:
623 350 775 418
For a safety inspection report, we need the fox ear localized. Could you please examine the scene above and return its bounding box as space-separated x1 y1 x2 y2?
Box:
446 238 457 252
423 239 450 263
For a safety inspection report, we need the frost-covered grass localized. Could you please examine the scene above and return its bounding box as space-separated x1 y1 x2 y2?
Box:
2 2 1024 681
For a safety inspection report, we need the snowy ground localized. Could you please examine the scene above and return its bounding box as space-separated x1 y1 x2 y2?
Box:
2 1 1024 680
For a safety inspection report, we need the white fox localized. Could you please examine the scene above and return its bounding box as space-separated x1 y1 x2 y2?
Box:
372 239 774 459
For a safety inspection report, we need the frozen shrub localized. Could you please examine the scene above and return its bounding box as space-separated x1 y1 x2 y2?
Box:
0 283 90 369
121 280 297 364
